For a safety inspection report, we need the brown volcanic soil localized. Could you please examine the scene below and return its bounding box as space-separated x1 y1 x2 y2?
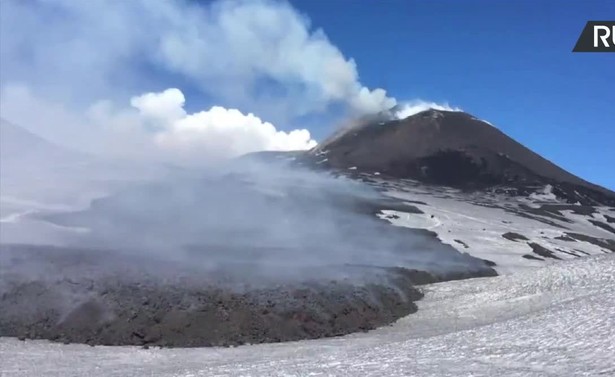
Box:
0 245 495 348
305 110 615 205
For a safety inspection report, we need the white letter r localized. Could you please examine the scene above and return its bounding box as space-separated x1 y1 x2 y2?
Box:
594 25 611 47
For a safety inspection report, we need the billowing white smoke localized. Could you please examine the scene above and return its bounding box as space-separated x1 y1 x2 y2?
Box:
0 0 395 121
0 0 399 162
394 101 462 120
156 0 397 115
0 0 464 163
0 0 491 292
0 85 315 163
131 88 317 160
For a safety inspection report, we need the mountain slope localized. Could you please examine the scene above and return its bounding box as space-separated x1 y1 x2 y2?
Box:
305 109 614 205
0 118 82 165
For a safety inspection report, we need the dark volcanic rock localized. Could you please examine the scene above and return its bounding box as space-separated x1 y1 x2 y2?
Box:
528 242 562 260
566 233 615 253
538 204 596 217
555 235 577 242
502 232 529 242
522 254 545 261
588 220 615 235
517 204 572 223
481 259 497 267
454 239 469 248
0 245 495 348
302 109 615 206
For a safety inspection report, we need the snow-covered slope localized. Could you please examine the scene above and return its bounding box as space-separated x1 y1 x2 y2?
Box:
368 175 614 274
2 253 612 376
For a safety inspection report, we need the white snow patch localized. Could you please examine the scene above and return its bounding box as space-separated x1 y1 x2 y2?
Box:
378 210 439 230
394 101 462 119
379 188 613 274
0 209 36 224
529 184 558 202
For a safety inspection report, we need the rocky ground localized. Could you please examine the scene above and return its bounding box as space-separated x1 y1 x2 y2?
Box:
0 245 495 348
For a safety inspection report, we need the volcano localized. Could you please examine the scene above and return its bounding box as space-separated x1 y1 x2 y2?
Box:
304 109 615 206
1 111 614 349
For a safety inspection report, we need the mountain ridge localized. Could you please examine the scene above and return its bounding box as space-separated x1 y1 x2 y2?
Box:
294 109 615 205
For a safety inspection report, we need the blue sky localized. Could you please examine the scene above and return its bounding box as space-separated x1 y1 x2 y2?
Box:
1 0 613 188
287 0 615 189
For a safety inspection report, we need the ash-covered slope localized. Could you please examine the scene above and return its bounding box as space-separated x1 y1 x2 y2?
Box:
306 110 614 205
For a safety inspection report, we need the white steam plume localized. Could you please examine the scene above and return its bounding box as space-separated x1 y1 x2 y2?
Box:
131 88 317 160
0 0 395 122
394 101 462 120
1 85 316 164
